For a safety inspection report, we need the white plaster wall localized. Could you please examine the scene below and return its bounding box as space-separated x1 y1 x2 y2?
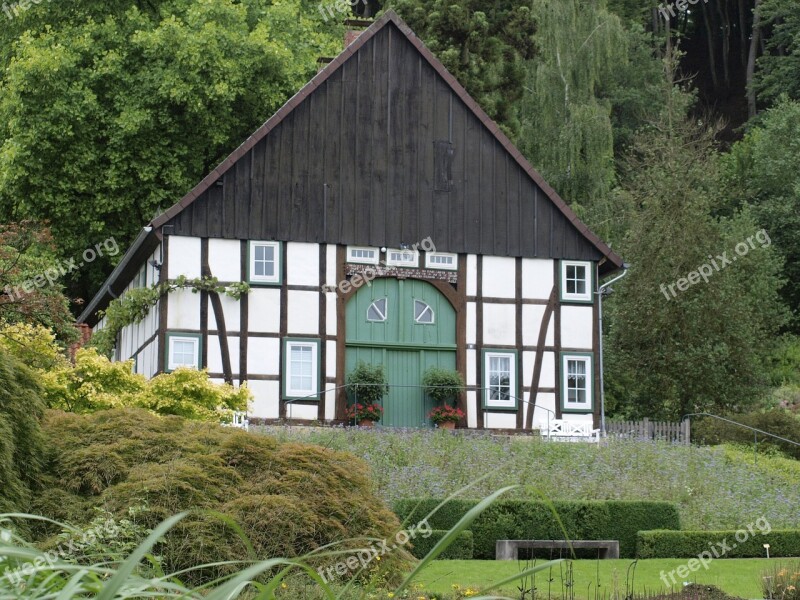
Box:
286 404 318 421
249 289 281 332
326 245 337 288
287 291 319 335
168 236 202 279
466 255 478 296
561 306 594 349
208 239 241 281
531 393 557 429
522 351 556 391
287 242 320 287
210 294 241 333
482 256 516 298
167 290 201 330
326 341 337 379
466 349 477 385
522 258 554 299
482 303 516 346
466 390 478 428
247 338 280 375
249 380 280 419
324 388 337 421
208 335 240 374
522 304 554 347
484 412 517 429
325 292 337 336
466 302 477 344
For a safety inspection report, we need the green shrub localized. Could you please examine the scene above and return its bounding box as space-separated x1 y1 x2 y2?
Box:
408 529 473 559
30 408 407 584
693 410 800 460
422 367 465 404
346 362 389 405
394 498 680 559
0 349 47 514
637 529 800 558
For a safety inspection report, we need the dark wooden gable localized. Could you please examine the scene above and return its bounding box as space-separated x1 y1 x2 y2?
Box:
156 14 620 266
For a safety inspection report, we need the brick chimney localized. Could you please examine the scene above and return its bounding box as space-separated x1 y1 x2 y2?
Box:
344 18 371 47
70 323 93 362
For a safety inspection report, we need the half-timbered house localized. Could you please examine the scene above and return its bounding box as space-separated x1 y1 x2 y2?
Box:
79 11 624 430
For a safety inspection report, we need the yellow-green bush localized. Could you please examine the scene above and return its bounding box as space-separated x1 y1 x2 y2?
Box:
33 409 407 584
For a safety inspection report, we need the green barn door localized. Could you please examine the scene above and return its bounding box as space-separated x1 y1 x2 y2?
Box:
345 279 457 427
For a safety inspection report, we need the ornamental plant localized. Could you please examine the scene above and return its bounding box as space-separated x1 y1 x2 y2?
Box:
428 405 465 424
422 366 465 404
346 402 384 422
345 362 389 405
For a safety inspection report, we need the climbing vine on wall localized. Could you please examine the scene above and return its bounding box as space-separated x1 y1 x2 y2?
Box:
91 276 250 357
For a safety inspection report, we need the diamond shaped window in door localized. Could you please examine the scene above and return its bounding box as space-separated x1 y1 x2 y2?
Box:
367 298 387 322
414 300 434 324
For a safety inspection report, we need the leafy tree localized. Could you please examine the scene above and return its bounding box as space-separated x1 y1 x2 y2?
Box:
605 102 788 420
0 0 341 301
753 0 800 106
0 222 75 340
722 97 800 332
385 0 537 138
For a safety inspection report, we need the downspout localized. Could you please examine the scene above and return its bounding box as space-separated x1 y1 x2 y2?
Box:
596 263 629 437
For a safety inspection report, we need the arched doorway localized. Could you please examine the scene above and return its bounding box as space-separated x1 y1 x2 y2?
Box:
345 278 457 427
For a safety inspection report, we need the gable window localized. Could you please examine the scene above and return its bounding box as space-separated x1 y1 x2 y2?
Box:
413 300 434 324
425 252 458 271
166 333 201 372
367 298 388 322
348 246 379 265
561 353 593 412
283 338 320 399
248 241 281 285
386 249 418 267
482 349 518 410
560 260 593 303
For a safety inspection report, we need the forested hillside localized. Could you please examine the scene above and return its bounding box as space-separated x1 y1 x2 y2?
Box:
0 0 797 419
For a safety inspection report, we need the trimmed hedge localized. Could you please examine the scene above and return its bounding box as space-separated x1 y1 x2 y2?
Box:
394 499 680 559
637 529 800 558
409 530 474 559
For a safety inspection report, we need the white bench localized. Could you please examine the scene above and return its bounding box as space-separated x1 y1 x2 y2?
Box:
544 419 600 442
222 411 250 431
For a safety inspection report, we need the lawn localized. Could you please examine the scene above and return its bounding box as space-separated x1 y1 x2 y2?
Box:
414 558 784 599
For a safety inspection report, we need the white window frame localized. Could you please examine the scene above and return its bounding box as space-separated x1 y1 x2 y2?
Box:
283 339 320 399
561 260 593 302
483 350 517 410
561 353 593 412
413 299 435 324
386 248 419 268
347 246 380 265
249 241 281 284
166 334 201 371
425 252 458 271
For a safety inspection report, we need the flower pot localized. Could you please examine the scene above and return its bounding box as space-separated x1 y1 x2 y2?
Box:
438 421 456 430
358 419 375 427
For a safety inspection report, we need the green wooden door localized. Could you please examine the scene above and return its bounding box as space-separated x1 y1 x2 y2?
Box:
345 279 457 427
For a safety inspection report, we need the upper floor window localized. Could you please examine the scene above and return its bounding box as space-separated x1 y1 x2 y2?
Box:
248 241 281 285
347 246 379 265
560 260 593 302
367 298 388 322
425 252 457 271
414 300 434 324
386 249 418 267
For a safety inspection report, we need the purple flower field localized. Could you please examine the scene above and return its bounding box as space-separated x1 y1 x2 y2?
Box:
255 426 800 530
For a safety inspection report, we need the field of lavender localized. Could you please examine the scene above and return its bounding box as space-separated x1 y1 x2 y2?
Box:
255 426 800 530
